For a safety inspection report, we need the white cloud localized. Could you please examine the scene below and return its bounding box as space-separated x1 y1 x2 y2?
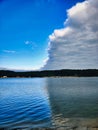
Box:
25 41 30 45
3 50 16 53
25 40 34 45
24 40 37 49
43 0 98 70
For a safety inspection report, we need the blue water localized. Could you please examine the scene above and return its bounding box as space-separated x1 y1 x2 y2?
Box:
0 78 52 129
0 77 98 129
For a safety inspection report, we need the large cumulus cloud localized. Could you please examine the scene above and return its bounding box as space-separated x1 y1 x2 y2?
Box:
43 0 98 70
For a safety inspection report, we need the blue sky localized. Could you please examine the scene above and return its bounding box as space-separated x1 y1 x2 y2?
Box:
0 0 98 71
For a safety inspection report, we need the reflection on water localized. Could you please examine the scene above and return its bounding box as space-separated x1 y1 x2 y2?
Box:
0 78 52 129
47 77 98 118
0 77 98 129
46 77 98 129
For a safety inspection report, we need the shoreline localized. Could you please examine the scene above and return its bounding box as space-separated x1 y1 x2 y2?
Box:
53 118 98 130
0 75 98 78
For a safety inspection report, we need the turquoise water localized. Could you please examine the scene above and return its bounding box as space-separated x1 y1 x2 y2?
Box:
0 77 98 129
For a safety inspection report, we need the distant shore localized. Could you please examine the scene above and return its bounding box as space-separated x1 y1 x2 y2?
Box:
0 69 98 78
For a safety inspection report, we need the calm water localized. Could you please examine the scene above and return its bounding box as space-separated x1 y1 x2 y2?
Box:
0 77 98 129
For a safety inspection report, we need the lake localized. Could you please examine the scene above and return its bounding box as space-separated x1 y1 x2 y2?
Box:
0 77 98 129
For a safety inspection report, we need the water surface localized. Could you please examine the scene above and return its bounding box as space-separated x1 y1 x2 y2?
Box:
0 77 98 129
0 78 52 129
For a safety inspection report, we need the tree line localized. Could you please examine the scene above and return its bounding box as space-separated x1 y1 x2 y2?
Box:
0 69 98 77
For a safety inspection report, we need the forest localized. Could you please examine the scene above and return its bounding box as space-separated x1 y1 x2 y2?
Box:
0 69 98 77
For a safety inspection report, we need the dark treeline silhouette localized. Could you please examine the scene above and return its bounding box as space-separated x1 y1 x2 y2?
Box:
0 69 98 77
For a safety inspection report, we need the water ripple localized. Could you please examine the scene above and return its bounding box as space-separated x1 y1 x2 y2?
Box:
0 78 52 129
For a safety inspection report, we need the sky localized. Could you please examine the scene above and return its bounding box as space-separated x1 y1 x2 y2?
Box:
0 0 98 71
